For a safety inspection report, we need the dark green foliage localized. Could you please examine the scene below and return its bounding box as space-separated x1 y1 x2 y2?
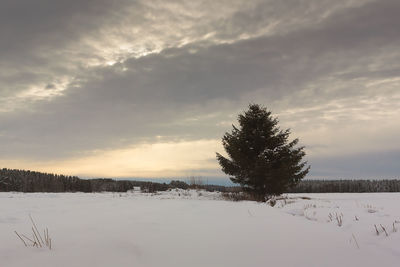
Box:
0 168 176 193
288 179 400 193
169 180 190 190
90 178 136 192
0 168 91 192
1 167 400 194
0 168 221 193
140 181 169 193
216 104 310 201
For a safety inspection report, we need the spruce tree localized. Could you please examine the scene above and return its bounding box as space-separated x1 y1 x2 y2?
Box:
216 104 310 201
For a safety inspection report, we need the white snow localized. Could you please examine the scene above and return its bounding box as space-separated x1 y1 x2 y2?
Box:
1 190 400 267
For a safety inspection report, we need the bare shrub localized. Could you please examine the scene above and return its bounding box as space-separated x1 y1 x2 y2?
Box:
222 192 257 202
268 198 276 207
188 176 205 189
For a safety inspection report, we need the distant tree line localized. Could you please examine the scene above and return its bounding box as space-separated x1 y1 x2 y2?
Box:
0 168 169 192
0 168 91 192
0 168 229 193
287 179 400 193
1 168 400 193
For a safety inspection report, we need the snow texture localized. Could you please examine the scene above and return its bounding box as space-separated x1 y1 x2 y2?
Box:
1 190 400 267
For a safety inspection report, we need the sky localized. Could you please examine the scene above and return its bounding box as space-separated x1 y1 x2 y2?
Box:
0 0 399 182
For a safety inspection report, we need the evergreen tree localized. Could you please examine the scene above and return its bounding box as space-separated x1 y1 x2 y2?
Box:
216 104 310 201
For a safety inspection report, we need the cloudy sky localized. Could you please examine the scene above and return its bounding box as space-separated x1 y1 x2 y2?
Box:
1 0 399 181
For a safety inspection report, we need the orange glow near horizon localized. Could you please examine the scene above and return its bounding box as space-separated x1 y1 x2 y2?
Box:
0 139 223 178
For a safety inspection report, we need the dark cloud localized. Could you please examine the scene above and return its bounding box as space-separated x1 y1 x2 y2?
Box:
0 0 134 103
0 0 127 59
0 0 364 98
0 0 399 178
45 84 55 90
309 150 400 179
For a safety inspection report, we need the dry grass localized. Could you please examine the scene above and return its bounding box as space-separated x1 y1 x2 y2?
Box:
373 222 399 237
328 212 343 227
380 224 389 237
374 224 380 235
304 203 316 210
352 233 360 249
221 192 258 202
14 215 52 250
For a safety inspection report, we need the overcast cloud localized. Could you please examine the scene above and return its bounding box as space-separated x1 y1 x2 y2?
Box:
0 0 399 179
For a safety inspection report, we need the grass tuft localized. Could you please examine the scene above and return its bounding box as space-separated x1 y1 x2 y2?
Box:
14 215 52 250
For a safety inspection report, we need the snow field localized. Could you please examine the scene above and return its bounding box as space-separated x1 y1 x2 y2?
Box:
1 190 400 267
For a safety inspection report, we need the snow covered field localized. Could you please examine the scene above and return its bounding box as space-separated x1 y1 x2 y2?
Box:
1 190 400 267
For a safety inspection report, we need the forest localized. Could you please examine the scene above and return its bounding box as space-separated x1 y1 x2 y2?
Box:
0 168 226 193
288 179 400 193
1 168 399 193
